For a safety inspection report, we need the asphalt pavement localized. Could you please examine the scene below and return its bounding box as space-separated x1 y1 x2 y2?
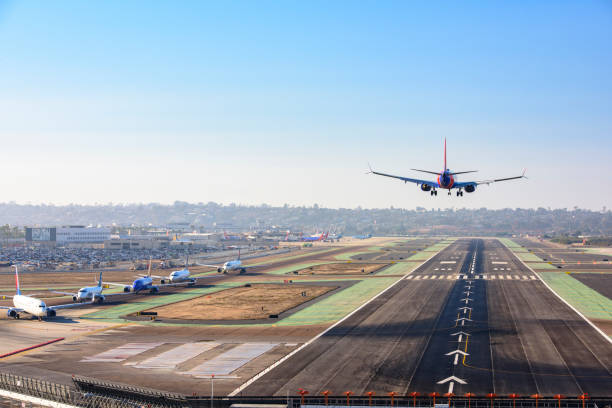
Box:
242 238 612 396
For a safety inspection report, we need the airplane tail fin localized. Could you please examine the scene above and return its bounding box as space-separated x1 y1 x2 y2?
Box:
13 265 21 295
237 249 241 260
444 138 447 172
98 271 103 287
186 254 189 269
147 258 152 277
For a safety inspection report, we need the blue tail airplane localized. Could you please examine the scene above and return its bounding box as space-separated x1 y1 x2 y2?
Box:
369 139 526 196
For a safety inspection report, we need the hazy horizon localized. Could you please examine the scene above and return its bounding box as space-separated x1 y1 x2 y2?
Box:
1 1 610 210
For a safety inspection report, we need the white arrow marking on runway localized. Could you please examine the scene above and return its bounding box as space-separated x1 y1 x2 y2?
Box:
451 331 470 336
446 349 469 356
457 307 472 311
437 376 467 384
461 298 473 303
463 291 471 296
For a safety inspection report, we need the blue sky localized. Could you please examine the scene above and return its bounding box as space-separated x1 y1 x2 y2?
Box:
0 1 610 209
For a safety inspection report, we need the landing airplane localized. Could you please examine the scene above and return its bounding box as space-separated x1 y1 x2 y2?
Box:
0 266 86 320
198 249 272 274
369 139 526 196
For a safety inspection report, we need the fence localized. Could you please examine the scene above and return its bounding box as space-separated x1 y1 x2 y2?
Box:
1 372 611 408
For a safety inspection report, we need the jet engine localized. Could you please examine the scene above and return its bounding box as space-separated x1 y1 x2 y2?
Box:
95 295 105 304
123 286 131 293
150 286 159 294
465 185 476 193
46 309 56 317
6 309 18 318
420 184 432 192
217 267 223 273
160 279 166 284
72 295 78 302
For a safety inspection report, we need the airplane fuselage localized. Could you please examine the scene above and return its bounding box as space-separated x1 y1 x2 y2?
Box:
132 277 156 293
169 268 191 283
76 285 103 302
12 294 51 317
222 259 242 272
437 170 456 189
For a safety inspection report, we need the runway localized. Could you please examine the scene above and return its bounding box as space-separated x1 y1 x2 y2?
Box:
241 239 612 396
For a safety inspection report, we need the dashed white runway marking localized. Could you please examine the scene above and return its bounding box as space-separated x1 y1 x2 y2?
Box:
132 342 218 369
184 343 278 377
82 343 164 363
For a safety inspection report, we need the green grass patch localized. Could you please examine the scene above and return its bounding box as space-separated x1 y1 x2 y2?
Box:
277 277 398 326
538 272 612 320
529 262 559 270
515 251 548 262
376 262 420 276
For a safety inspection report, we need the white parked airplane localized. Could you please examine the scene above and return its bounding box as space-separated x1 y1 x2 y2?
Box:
152 256 196 285
0 266 85 320
199 249 270 274
51 271 117 304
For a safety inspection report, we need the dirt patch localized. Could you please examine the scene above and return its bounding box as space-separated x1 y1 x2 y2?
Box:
291 263 387 275
592 319 612 337
142 283 337 320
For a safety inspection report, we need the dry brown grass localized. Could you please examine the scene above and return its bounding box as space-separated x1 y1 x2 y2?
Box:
144 283 336 320
292 263 387 275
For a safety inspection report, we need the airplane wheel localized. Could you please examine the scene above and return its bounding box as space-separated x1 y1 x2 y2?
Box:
15 314 19 320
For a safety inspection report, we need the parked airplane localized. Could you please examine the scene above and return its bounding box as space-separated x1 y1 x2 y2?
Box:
0 266 84 320
106 259 161 293
152 256 196 285
353 234 372 239
199 249 271 274
369 139 526 196
301 232 329 242
51 271 111 304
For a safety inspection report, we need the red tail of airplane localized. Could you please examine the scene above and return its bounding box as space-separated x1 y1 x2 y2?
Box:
444 138 447 172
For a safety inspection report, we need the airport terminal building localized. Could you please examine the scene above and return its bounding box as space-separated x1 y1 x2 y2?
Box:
25 226 111 247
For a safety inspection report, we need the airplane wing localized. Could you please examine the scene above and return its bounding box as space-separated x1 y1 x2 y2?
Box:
196 263 223 269
240 263 279 270
368 165 439 187
455 169 527 187
0 306 22 311
49 302 95 310
51 291 76 297
103 282 130 288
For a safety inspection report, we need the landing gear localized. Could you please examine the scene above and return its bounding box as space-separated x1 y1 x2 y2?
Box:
430 190 438 196
456 190 463 197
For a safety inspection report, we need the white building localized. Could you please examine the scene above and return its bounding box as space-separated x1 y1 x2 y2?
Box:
56 226 111 244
